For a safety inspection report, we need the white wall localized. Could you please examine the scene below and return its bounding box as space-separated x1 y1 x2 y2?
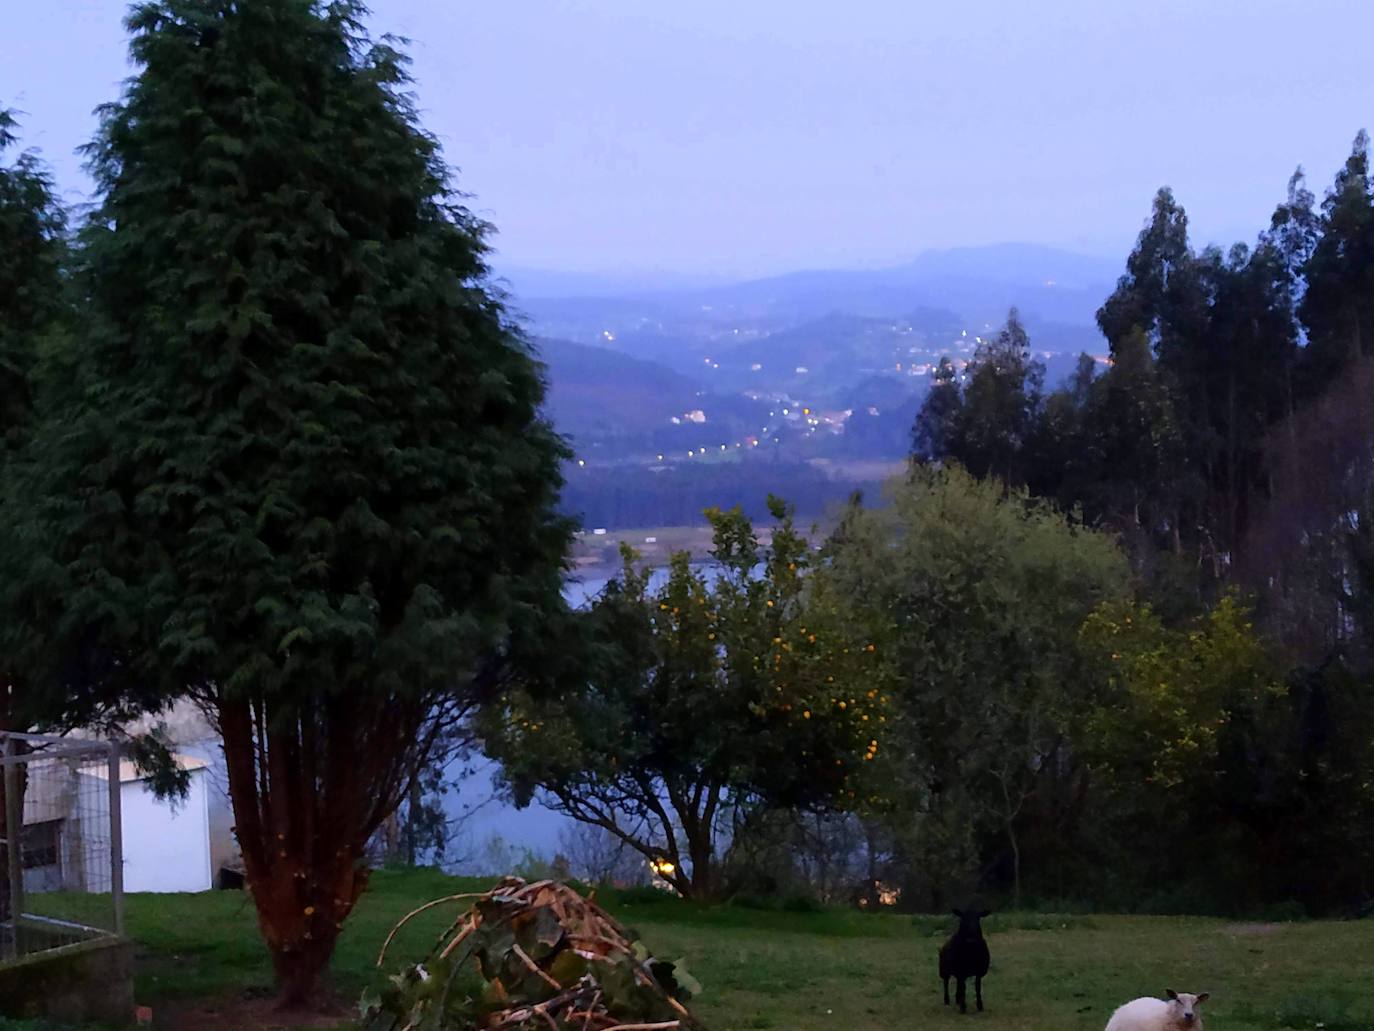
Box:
124 701 240 875
119 766 212 893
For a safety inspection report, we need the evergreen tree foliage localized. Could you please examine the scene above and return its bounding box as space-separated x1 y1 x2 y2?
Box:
12 1 571 1004
0 109 65 452
0 109 68 723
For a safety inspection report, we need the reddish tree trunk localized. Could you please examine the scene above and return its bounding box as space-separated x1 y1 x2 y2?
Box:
217 691 428 1009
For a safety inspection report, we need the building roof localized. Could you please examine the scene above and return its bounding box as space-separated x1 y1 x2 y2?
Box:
84 753 210 784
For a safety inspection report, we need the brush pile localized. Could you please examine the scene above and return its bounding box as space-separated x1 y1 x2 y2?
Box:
363 877 706 1030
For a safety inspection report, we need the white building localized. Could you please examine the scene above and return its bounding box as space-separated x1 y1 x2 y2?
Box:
120 701 242 885
96 756 214 893
22 753 217 895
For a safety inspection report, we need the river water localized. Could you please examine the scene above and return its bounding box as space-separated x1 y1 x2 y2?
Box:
443 565 707 874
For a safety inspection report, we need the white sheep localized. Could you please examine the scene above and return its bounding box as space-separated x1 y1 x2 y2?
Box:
1104 989 1209 1031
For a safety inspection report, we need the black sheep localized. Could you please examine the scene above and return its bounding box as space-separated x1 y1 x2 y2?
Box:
938 907 991 1013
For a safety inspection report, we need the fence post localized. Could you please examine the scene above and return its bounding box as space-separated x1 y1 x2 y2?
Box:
107 742 124 937
4 736 25 958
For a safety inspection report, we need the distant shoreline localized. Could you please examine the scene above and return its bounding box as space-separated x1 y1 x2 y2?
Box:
569 522 779 577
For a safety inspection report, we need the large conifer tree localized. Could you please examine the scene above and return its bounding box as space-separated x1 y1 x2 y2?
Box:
0 110 65 442
25 1 571 1004
0 109 67 721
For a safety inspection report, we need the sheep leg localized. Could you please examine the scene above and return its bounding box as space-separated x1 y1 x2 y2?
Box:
956 976 967 1014
943 975 950 1006
975 975 983 1011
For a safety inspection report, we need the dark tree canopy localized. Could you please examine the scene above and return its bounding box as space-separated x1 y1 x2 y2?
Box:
917 180 1306 578
911 308 1044 486
1096 187 1192 352
900 131 1374 914
911 355 963 460
12 0 572 1004
0 109 70 727
0 110 65 451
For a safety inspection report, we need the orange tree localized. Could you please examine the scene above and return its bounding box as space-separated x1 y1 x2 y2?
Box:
1074 593 1329 909
1079 593 1281 791
486 498 886 900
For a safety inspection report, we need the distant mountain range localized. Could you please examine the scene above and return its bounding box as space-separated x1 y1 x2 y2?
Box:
519 243 1121 467
501 243 1119 300
511 243 1120 345
496 266 741 300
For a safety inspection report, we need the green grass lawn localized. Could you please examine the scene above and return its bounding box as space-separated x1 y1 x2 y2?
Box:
19 868 1374 1030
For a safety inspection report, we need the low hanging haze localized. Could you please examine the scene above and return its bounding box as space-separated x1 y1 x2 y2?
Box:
5 0 1372 282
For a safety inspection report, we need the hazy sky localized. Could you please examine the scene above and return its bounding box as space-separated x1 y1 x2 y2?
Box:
4 0 1372 277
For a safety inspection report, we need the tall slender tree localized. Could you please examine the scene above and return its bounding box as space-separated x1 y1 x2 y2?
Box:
1081 327 1190 548
1097 187 1193 352
1092 186 1299 568
1263 168 1319 337
912 309 1044 486
18 1 571 1006
911 355 962 459
1300 130 1374 392
956 308 1045 485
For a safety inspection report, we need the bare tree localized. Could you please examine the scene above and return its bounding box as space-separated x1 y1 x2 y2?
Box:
558 822 647 887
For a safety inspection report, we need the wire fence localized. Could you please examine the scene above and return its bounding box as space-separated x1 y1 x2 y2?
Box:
0 732 123 965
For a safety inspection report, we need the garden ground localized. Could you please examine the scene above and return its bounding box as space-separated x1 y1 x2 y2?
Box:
10 867 1374 1030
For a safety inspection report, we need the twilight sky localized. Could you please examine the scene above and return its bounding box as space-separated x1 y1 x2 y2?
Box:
4 0 1372 278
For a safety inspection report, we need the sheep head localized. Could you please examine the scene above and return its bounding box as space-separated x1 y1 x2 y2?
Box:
950 908 992 936
1164 989 1209 1027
